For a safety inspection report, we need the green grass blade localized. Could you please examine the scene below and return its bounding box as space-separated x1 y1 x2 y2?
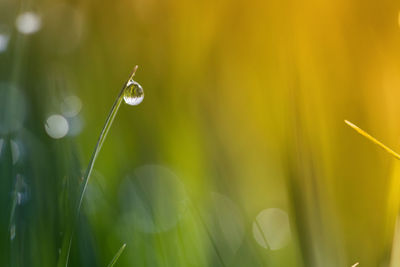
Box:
107 244 127 267
57 66 139 267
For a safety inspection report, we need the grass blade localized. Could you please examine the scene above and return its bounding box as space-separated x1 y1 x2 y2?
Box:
107 244 127 267
344 120 400 160
58 66 139 267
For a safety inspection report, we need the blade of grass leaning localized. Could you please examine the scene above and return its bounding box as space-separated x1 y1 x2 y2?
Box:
344 120 400 160
58 66 140 267
107 243 127 267
345 121 400 267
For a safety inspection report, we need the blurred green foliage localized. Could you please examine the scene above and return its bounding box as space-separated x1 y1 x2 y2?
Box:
2 0 400 266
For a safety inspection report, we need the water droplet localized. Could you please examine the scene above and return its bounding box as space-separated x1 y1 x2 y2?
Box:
123 80 144 106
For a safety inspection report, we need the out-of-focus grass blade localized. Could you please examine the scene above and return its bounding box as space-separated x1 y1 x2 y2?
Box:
344 120 400 160
345 120 400 267
390 215 400 267
107 243 126 267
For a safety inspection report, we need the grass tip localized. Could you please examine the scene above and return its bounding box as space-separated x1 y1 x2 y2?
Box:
129 65 139 80
344 120 356 129
344 119 400 160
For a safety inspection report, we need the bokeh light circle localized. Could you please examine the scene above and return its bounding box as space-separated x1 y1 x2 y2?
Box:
44 114 69 139
61 95 82 117
252 208 291 250
119 165 188 233
15 12 41 34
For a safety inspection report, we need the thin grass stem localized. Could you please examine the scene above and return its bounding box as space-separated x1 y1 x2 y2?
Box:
58 66 139 267
107 243 127 267
77 65 138 215
344 120 400 160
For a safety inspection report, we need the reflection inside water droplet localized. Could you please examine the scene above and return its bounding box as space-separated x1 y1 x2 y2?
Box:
123 80 144 106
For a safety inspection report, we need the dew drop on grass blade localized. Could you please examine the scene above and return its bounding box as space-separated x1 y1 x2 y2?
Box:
58 66 143 267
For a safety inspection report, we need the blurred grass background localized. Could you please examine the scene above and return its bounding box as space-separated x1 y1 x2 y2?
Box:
1 0 400 266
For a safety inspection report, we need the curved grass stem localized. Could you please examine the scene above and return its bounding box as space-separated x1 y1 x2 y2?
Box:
58 66 139 267
77 65 138 215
